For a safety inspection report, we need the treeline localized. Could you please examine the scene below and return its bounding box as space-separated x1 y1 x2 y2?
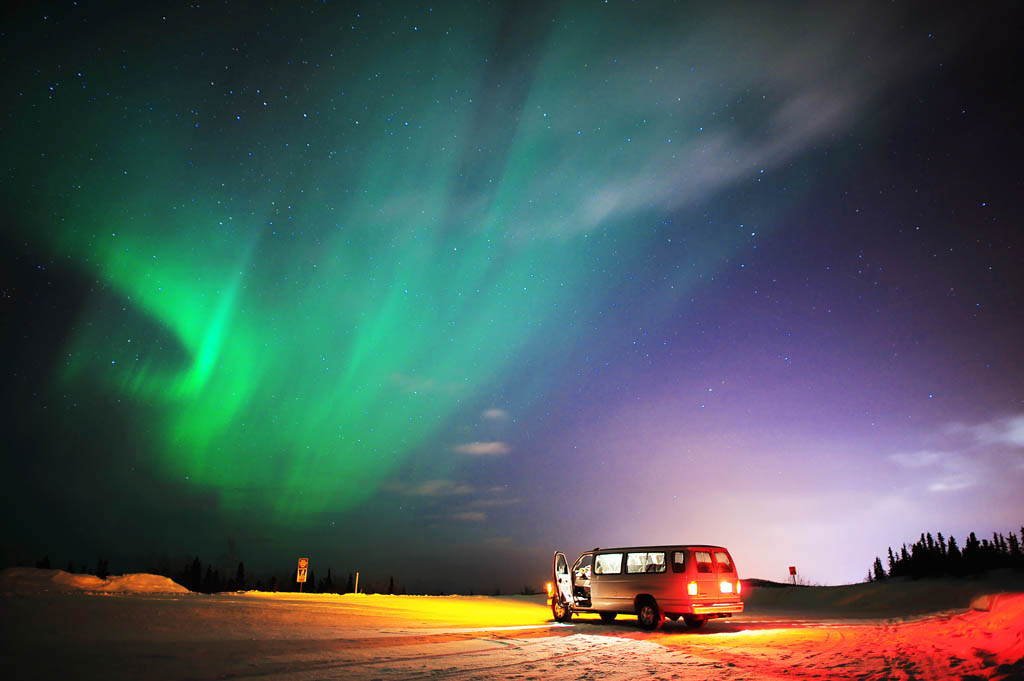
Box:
172 557 400 594
27 555 397 594
869 526 1024 581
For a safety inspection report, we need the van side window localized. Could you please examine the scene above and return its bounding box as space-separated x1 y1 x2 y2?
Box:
593 553 623 575
671 551 687 572
626 552 666 574
695 551 714 573
714 551 734 573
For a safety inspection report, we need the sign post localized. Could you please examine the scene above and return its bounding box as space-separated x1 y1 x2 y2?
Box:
789 565 797 585
297 557 309 592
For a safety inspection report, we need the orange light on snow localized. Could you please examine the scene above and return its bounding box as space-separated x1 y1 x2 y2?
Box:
688 581 698 596
720 581 733 593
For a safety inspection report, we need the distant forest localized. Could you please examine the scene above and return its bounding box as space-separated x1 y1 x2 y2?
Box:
868 525 1024 581
26 554 532 596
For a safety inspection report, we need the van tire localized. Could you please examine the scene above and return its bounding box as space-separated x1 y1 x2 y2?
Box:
599 612 617 623
552 598 572 622
636 598 663 631
683 615 707 629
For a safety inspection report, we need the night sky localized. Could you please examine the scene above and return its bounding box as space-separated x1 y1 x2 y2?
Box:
2 1 1022 592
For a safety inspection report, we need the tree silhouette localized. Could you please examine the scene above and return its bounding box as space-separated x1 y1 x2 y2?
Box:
319 568 334 593
872 557 887 581
189 556 202 591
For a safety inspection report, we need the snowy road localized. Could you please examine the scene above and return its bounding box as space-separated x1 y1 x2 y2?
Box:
3 588 1023 680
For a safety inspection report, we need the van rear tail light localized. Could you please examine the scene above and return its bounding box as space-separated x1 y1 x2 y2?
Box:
720 581 733 593
546 582 553 597
736 580 741 594
687 581 698 596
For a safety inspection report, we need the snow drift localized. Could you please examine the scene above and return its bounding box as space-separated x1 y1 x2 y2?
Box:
0 567 189 595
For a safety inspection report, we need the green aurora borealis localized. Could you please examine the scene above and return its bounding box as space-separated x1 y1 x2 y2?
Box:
8 3 772 518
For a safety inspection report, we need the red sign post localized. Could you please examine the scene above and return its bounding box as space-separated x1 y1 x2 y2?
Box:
789 565 797 585
297 557 309 592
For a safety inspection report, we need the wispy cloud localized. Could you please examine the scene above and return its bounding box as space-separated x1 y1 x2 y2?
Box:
454 441 511 456
887 415 1024 493
481 408 509 421
889 450 977 493
452 511 486 522
965 415 1024 449
470 497 520 508
384 479 474 497
505 4 941 240
927 476 973 493
890 450 947 469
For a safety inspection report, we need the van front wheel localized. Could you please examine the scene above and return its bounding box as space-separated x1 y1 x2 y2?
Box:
636 598 663 631
552 598 572 622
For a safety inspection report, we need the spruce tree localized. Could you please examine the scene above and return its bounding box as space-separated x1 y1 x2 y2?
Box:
190 557 202 591
872 556 887 581
1008 532 1021 558
320 568 334 593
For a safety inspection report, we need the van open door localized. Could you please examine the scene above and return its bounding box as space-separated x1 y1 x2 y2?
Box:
551 552 573 621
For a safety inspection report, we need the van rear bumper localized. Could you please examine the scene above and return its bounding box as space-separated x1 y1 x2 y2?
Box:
662 599 744 615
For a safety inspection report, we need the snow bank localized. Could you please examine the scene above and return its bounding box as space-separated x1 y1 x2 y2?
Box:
0 567 189 595
743 570 1024 616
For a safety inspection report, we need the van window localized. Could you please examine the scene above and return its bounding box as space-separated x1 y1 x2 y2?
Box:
672 551 687 572
626 552 666 574
714 551 734 573
594 553 623 575
572 554 593 581
695 551 714 573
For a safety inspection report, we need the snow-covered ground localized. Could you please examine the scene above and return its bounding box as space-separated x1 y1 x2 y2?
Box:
1 568 1022 680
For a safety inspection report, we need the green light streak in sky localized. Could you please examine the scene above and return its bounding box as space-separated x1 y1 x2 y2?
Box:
6 3 813 523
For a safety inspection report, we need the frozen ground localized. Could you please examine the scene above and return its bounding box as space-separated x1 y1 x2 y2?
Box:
2 568 1022 680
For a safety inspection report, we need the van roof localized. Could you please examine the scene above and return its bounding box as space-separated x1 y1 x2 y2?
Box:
587 545 729 553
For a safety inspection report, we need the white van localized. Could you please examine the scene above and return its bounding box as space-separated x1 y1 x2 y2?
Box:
548 545 743 630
